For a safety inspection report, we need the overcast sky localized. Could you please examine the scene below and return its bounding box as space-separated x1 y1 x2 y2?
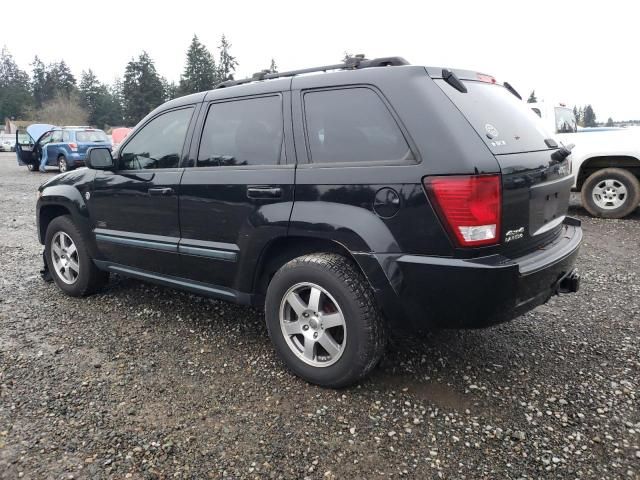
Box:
2 0 637 120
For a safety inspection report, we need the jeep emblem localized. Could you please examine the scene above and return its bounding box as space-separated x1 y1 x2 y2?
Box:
485 123 499 139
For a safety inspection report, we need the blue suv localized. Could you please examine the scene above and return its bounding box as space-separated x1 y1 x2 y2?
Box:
16 124 111 172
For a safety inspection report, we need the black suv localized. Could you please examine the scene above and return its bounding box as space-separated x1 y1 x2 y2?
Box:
36 56 582 387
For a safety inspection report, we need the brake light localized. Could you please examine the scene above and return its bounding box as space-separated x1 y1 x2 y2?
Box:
68 143 78 151
476 73 496 84
424 175 501 247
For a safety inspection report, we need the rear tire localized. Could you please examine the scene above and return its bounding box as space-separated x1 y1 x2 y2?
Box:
581 168 640 218
58 155 72 172
45 215 109 296
265 253 386 388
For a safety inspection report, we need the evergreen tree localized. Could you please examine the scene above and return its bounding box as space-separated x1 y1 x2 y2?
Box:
79 70 123 128
573 106 583 127
43 60 77 100
31 56 47 108
527 90 537 103
163 78 178 100
606 117 614 127
217 35 238 81
122 52 165 125
583 104 597 127
269 58 278 74
0 47 32 120
179 35 217 95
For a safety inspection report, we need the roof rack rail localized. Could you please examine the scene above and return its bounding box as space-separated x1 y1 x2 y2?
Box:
214 55 410 89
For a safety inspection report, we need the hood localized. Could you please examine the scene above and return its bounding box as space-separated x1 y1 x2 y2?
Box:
26 124 56 142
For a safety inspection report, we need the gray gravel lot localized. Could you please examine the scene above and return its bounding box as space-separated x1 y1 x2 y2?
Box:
0 152 638 479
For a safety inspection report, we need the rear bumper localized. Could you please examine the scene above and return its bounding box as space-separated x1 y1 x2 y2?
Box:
66 152 86 166
356 217 583 330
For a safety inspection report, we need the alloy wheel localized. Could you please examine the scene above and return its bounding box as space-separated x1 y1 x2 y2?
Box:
592 179 627 210
279 282 347 367
51 231 80 284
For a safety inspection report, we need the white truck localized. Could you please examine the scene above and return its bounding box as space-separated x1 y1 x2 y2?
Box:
530 102 640 218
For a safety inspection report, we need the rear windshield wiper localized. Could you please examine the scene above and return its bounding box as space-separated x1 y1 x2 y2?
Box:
442 69 467 93
503 81 522 100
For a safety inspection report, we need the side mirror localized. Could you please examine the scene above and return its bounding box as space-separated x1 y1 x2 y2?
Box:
86 147 114 170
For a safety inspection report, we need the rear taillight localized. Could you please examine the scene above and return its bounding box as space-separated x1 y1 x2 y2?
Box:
424 174 501 247
68 143 78 151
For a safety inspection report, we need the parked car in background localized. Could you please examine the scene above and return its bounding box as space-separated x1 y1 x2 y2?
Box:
110 127 133 153
0 138 15 152
530 102 640 218
16 125 111 172
36 57 582 387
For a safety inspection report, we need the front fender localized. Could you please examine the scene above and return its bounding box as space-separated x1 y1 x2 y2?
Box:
36 184 96 256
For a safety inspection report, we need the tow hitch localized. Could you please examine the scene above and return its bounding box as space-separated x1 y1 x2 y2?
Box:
558 270 580 293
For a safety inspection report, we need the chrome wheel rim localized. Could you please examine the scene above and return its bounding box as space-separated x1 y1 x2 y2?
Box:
279 282 347 368
592 179 627 210
51 231 79 284
58 158 67 172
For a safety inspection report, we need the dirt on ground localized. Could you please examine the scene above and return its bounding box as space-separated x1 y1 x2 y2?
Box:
0 153 638 479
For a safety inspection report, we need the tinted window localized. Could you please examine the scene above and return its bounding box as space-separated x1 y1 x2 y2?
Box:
62 131 71 142
303 88 412 164
120 108 193 170
198 96 284 167
436 80 553 155
51 130 63 142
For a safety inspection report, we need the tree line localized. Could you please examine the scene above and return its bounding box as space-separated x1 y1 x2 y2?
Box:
0 35 275 129
527 90 602 127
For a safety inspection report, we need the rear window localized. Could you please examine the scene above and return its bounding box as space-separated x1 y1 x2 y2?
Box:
75 130 108 143
436 80 552 155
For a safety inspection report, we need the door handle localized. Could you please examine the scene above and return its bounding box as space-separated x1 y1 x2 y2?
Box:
247 186 282 199
148 187 174 196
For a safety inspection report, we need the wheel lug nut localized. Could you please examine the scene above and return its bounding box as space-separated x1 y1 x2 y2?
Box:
302 325 309 331
313 332 318 338
303 312 309 318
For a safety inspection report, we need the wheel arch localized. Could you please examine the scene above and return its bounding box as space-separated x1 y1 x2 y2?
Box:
247 235 405 328
37 185 93 249
576 155 640 190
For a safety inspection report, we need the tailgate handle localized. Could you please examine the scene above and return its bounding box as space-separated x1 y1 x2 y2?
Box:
148 187 174 196
247 186 282 199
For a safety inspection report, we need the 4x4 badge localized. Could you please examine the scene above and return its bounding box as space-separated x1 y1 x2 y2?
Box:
505 227 525 242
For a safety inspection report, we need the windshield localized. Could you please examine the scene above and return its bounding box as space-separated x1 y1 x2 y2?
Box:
435 80 553 155
75 130 108 142
554 107 577 133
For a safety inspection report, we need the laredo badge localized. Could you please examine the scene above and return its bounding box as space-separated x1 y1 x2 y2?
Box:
505 227 525 242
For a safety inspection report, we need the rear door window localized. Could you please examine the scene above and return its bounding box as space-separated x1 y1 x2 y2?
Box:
198 95 284 167
436 80 553 155
303 87 413 164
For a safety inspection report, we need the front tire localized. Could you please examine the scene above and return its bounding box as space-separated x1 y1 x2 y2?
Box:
581 168 640 218
45 215 108 296
265 253 386 388
26 162 39 172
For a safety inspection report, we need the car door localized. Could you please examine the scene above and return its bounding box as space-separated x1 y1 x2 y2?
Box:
178 89 295 292
88 105 198 275
15 124 55 166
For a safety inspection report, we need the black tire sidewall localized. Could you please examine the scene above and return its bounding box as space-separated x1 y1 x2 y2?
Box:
265 262 371 387
45 216 93 296
582 169 640 218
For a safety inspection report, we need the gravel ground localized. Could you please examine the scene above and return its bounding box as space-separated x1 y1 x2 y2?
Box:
0 152 638 479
